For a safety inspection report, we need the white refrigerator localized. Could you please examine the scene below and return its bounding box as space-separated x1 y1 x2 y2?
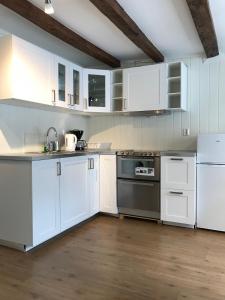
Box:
197 134 225 231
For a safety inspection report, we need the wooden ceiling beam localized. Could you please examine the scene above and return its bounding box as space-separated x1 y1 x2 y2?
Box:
186 0 219 58
0 0 121 68
89 0 164 63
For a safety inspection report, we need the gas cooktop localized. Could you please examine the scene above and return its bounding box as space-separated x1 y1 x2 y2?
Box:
116 150 160 157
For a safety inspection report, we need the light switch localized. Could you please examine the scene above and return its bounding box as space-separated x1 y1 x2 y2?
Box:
182 128 190 136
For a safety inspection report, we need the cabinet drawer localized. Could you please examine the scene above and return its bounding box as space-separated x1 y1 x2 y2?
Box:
161 156 196 190
161 189 196 225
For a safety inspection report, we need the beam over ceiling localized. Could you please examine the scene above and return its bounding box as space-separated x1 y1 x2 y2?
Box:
186 0 219 58
89 0 164 63
0 0 121 68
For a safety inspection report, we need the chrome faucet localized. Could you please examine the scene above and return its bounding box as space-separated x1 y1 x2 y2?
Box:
46 127 59 152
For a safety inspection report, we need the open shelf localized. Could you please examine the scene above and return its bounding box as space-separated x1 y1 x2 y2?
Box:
112 82 123 86
167 62 187 111
111 69 123 111
112 69 123 85
168 62 181 78
168 76 181 81
112 84 123 98
111 97 123 111
168 79 181 94
168 93 181 109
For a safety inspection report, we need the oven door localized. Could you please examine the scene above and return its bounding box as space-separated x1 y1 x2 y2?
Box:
117 156 160 181
117 179 160 219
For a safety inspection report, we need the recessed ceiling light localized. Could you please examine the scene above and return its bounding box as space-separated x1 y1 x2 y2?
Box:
44 0 54 15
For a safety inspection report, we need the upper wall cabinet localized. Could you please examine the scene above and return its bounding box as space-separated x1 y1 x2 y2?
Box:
123 64 167 112
83 69 111 112
167 62 187 111
53 56 83 111
0 35 54 106
0 35 188 115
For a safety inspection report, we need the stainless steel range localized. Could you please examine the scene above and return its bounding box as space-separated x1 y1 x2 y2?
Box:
117 150 160 220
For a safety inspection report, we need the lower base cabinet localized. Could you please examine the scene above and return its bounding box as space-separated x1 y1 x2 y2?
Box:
161 189 196 226
32 159 60 246
100 155 118 214
0 155 100 251
60 156 89 231
160 155 196 226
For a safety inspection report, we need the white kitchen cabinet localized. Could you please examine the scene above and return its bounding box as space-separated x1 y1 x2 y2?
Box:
161 155 196 226
53 57 83 110
60 156 89 231
0 159 60 249
0 35 54 105
123 64 167 112
100 155 118 214
83 68 111 112
70 63 83 111
88 156 100 216
167 62 187 111
161 190 195 225
161 156 196 190
53 56 70 108
0 154 100 251
32 159 60 246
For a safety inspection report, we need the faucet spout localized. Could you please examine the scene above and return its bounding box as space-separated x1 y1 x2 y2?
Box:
46 127 59 152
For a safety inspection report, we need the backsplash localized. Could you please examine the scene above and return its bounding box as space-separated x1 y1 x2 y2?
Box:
88 55 225 150
0 104 88 153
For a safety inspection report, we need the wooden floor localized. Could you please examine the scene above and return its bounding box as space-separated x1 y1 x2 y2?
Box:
1 216 225 300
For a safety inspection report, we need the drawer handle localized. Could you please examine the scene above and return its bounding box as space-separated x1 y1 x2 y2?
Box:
170 158 183 161
169 191 183 195
52 89 56 104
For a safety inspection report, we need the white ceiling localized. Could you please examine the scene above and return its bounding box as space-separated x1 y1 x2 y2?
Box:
20 0 225 61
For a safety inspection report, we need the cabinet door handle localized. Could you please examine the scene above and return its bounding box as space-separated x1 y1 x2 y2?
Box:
91 158 94 169
88 158 94 169
170 158 183 161
123 98 127 110
169 191 183 195
84 98 88 110
52 89 56 104
57 162 61 176
68 93 71 105
71 94 74 106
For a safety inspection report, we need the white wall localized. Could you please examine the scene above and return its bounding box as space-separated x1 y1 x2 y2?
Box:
0 104 88 153
88 55 225 151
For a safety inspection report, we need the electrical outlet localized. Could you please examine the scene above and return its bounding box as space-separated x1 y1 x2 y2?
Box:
182 128 190 136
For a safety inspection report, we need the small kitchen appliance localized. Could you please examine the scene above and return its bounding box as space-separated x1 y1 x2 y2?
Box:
65 133 77 151
68 129 87 150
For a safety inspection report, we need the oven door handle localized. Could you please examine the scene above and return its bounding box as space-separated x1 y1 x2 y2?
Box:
118 179 155 187
118 157 154 161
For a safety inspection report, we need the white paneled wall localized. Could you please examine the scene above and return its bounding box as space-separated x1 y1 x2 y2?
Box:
0 104 88 153
88 55 225 150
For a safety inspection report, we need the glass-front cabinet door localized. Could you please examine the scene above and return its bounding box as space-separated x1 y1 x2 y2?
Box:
83 69 110 112
54 56 70 108
69 63 83 111
54 57 83 110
